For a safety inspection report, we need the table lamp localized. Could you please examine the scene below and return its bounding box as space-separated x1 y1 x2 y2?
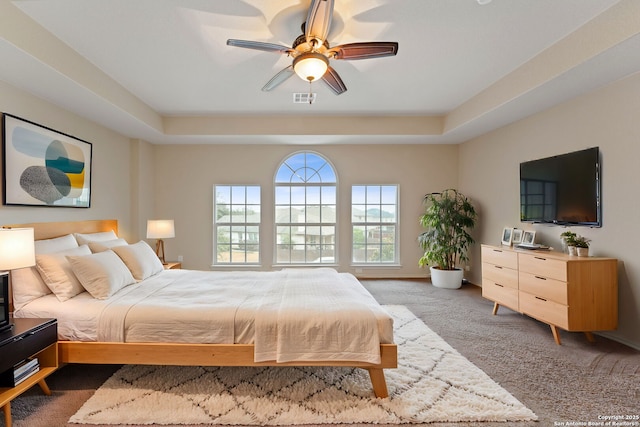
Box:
0 227 36 331
146 220 175 264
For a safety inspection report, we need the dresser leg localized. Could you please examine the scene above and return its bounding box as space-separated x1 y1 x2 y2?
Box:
3 402 11 427
584 332 596 343
38 379 51 396
492 302 500 315
550 325 562 345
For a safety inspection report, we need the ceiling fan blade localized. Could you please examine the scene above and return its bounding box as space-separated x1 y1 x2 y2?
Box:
328 42 399 60
262 65 295 91
321 66 347 95
305 0 334 44
227 39 294 54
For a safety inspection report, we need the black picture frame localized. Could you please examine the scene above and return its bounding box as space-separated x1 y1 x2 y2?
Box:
2 113 92 208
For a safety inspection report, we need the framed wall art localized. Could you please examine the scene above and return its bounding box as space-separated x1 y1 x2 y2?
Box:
2 113 92 208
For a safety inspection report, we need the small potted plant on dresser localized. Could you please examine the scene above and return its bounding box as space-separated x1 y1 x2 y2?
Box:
573 235 591 257
418 189 477 289
560 230 577 254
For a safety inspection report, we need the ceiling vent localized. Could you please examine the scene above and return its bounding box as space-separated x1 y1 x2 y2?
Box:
293 93 316 104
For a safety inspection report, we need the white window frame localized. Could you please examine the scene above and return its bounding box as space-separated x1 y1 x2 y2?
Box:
351 185 400 265
213 185 261 265
274 151 337 265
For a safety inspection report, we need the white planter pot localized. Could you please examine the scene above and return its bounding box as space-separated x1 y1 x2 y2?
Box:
576 247 589 257
429 266 464 289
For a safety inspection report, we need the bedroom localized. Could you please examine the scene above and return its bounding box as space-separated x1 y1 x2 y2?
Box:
1 0 640 425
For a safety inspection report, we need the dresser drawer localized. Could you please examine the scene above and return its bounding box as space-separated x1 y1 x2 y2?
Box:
518 253 567 281
519 272 568 305
482 279 519 311
481 246 518 269
519 291 569 329
482 262 518 289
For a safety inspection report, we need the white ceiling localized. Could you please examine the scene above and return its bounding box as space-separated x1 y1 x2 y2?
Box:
2 0 639 144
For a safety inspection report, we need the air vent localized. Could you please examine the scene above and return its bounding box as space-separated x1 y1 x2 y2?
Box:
293 93 316 104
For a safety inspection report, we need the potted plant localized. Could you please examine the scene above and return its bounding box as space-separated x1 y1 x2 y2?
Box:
418 189 477 289
573 235 590 257
560 230 577 255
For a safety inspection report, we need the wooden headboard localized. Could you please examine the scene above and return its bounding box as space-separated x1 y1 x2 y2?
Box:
7 220 118 312
8 219 118 241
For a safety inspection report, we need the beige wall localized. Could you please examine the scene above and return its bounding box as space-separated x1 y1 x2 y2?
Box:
459 71 640 349
153 144 459 278
0 81 133 240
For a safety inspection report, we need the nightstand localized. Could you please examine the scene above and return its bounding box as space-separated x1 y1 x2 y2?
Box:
0 318 58 427
164 262 181 270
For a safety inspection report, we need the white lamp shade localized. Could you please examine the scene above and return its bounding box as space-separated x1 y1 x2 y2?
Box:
146 220 175 239
293 53 329 82
0 228 36 270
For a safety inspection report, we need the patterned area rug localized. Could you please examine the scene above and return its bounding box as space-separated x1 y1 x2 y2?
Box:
69 305 536 425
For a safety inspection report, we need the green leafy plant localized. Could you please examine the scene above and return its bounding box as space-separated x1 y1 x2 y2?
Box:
573 235 591 248
418 189 477 271
560 230 577 246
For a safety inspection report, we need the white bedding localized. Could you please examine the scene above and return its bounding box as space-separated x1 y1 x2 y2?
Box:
15 268 393 364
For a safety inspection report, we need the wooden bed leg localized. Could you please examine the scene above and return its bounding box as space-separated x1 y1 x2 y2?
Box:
584 332 596 343
492 302 500 315
550 325 562 345
367 368 389 398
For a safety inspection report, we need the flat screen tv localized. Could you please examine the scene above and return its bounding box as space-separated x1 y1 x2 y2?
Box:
0 273 11 333
520 147 601 227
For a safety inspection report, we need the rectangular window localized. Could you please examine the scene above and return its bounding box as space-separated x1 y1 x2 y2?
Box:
275 184 336 264
351 185 399 264
214 185 260 264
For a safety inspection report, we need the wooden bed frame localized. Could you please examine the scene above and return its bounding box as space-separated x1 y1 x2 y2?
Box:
11 220 397 398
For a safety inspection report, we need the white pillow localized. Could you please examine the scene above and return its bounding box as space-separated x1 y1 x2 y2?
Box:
74 230 118 245
67 251 136 299
112 241 164 281
10 267 52 310
88 238 128 253
36 245 92 301
35 234 78 254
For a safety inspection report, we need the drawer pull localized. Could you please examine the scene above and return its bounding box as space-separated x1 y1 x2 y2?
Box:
534 275 547 280
535 296 547 302
492 249 503 252
534 256 547 261
494 283 504 288
494 265 503 269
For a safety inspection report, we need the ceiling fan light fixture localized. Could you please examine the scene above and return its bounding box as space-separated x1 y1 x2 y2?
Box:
293 52 329 82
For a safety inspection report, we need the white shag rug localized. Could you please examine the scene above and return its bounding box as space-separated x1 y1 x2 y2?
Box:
70 305 537 425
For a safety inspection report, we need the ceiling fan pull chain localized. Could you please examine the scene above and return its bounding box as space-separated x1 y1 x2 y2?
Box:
309 81 313 104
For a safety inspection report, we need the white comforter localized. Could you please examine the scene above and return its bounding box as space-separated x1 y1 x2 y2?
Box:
18 268 393 364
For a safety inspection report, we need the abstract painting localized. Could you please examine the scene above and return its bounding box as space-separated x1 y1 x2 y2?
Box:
2 114 92 207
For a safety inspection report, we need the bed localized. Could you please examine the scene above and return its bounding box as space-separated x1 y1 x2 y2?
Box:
9 220 397 398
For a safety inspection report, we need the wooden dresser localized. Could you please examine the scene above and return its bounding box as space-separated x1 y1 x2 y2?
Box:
481 244 618 344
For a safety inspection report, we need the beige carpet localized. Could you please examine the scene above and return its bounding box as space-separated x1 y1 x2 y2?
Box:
69 306 536 425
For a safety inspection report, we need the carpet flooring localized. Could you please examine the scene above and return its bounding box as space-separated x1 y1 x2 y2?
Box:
5 279 640 427
68 306 535 425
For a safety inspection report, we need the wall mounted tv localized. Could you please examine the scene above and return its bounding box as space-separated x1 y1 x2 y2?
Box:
520 147 601 227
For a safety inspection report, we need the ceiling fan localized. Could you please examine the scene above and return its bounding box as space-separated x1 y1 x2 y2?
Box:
226 0 399 95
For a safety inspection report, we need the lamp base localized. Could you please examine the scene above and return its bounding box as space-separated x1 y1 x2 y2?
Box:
155 239 166 264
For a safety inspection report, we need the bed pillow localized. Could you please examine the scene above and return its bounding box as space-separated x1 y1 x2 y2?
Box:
112 241 164 281
10 267 52 310
88 238 128 253
67 251 136 299
74 230 118 245
36 245 92 301
34 234 78 254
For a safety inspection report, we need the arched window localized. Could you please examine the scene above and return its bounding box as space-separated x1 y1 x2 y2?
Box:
275 152 337 264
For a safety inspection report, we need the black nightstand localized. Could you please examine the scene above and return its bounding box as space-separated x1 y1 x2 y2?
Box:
0 318 58 427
